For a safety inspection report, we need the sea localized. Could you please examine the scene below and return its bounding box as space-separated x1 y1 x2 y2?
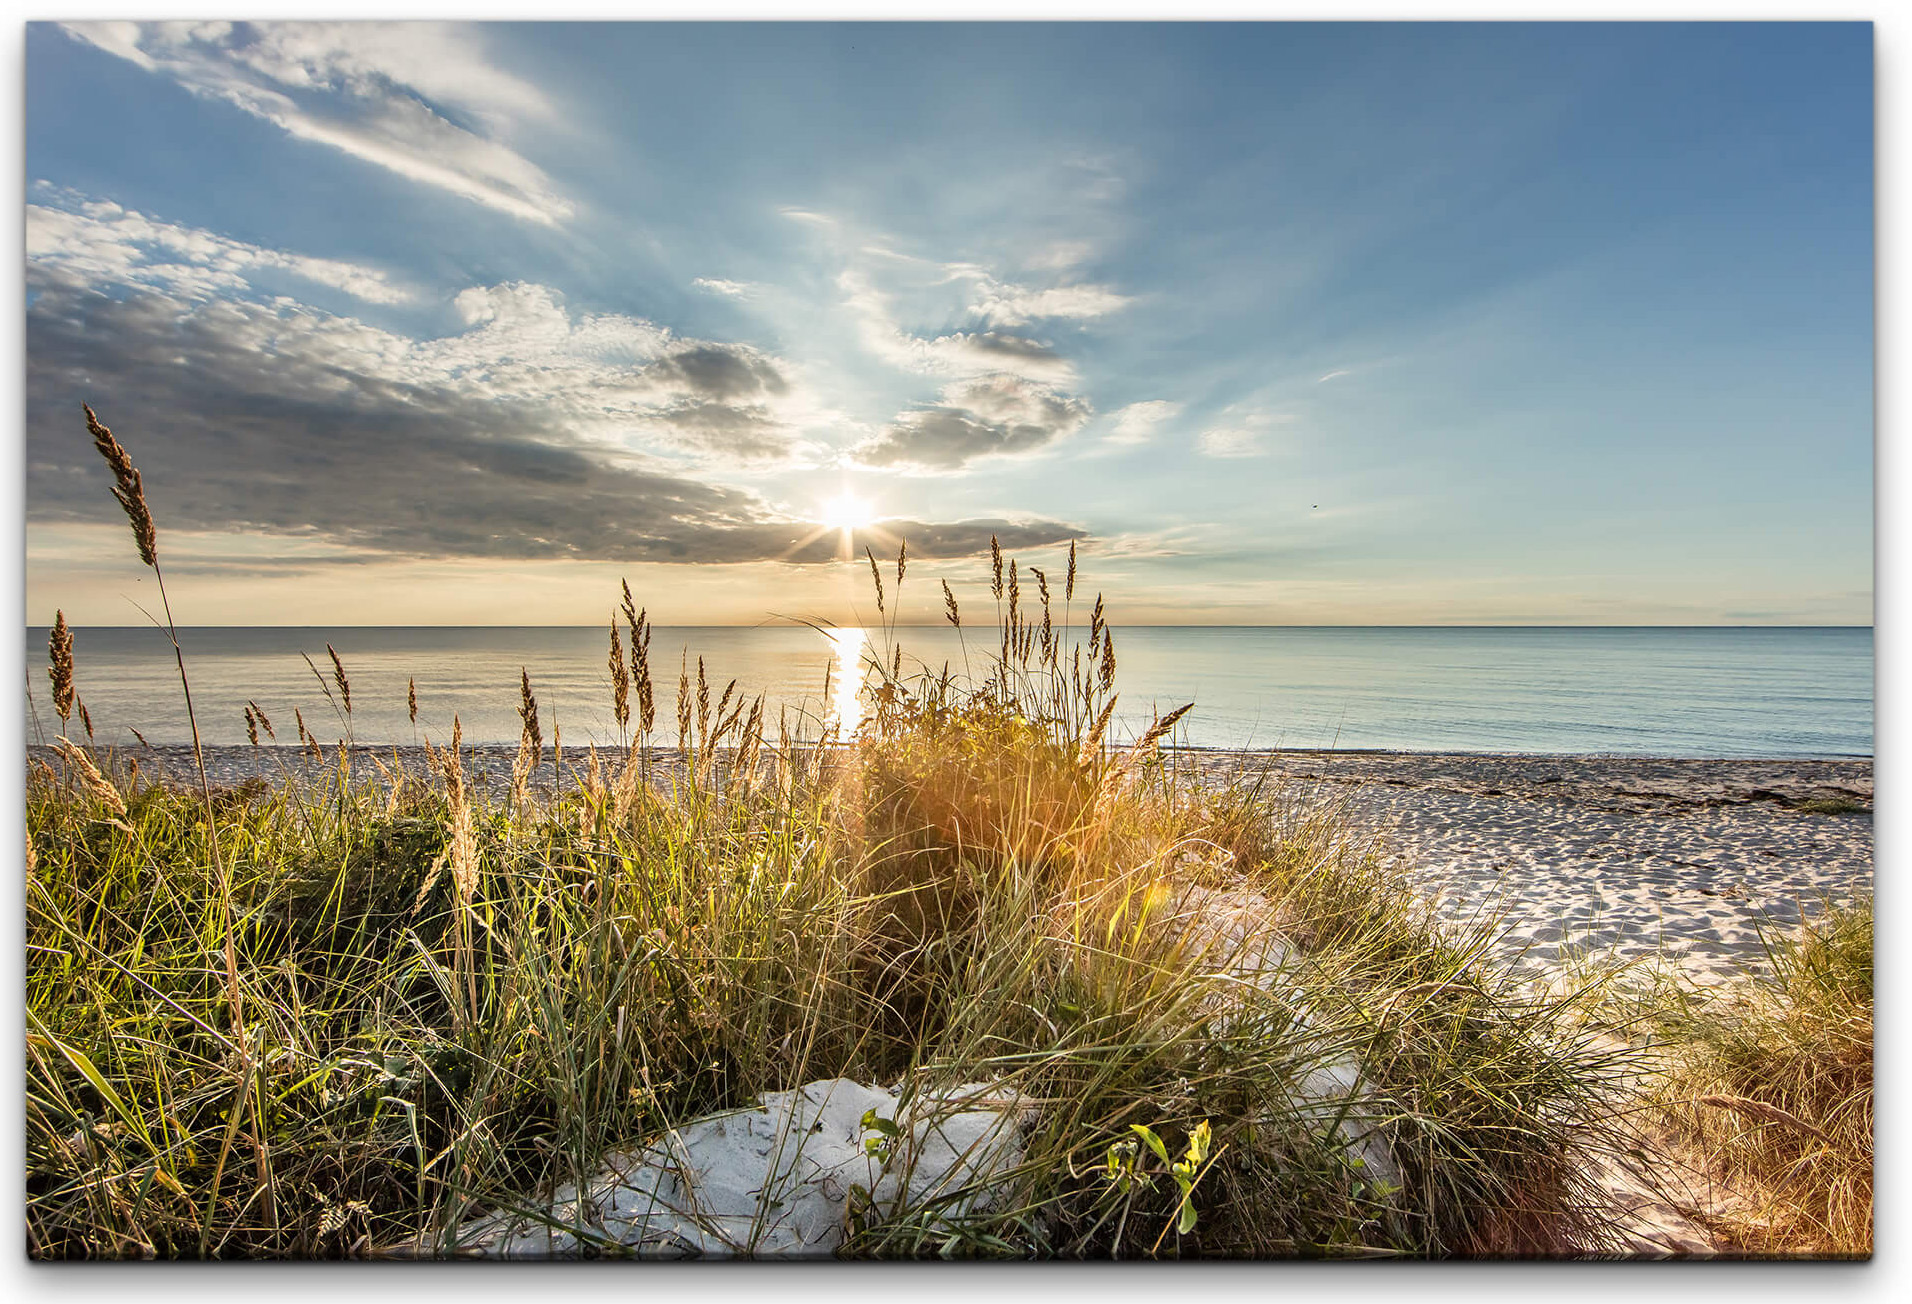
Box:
22 625 1873 758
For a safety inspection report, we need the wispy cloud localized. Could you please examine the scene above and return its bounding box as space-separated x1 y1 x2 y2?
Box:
1197 411 1288 458
964 278 1130 328
1021 239 1096 272
692 277 751 298
1317 368 1352 382
28 186 410 304
61 20 572 226
839 270 1080 385
1105 399 1183 446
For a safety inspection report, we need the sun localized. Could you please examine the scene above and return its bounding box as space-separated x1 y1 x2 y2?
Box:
819 492 875 532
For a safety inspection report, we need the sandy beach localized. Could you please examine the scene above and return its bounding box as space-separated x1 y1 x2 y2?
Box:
1197 751 1873 987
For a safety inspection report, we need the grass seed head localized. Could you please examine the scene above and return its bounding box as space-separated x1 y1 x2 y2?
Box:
696 656 710 743
53 736 128 820
676 652 692 746
1135 701 1193 752
326 644 352 714
609 618 630 731
47 611 75 725
82 405 159 568
518 668 542 755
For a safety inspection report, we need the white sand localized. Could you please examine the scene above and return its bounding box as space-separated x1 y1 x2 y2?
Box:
1195 752 1872 987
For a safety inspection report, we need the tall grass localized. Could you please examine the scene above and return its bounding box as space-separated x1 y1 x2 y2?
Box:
25 404 1666 1258
1644 901 1873 1257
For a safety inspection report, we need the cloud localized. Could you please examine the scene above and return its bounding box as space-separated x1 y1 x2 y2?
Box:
968 281 1130 328
1317 369 1352 383
1106 400 1183 446
1197 427 1263 458
781 518 1086 564
692 277 750 298
928 258 1129 328
26 213 1080 565
1197 425 1272 458
28 189 410 305
854 375 1092 472
61 20 572 226
645 345 788 403
1022 240 1096 272
839 271 1079 385
1195 409 1295 459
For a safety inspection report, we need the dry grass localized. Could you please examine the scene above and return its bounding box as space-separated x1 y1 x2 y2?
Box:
1645 900 1872 1257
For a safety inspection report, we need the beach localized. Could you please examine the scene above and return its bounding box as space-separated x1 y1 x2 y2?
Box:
1199 752 1873 987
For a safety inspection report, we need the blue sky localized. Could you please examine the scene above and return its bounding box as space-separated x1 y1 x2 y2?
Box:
24 20 1872 625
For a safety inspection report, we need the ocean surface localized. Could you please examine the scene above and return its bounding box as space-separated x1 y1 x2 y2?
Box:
22 625 1873 758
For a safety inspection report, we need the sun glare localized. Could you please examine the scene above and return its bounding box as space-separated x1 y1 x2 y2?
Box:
819 492 875 532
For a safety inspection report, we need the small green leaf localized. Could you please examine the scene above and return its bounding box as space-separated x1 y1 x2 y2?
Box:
1177 1197 1199 1235
1130 1123 1170 1166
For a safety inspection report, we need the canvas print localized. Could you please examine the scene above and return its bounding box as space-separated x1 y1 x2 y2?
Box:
23 20 1872 1260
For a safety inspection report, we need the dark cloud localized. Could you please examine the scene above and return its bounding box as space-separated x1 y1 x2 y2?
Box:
782 518 1086 563
26 272 1080 566
645 401 792 460
855 375 1092 471
645 345 788 402
962 333 1067 366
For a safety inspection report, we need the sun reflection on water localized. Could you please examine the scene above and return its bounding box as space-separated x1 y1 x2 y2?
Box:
824 627 867 738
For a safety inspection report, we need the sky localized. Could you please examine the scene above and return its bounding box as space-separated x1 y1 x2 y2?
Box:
22 20 1874 627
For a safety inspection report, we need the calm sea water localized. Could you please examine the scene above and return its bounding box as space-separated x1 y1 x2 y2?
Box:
22 625 1872 757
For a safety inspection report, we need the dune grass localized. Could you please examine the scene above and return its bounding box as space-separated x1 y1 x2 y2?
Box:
1641 900 1873 1257
23 520 1640 1259
24 643 1638 1258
